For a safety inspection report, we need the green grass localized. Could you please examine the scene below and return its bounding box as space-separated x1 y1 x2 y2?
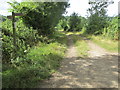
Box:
2 31 67 88
49 31 68 46
75 40 89 58
71 33 89 58
91 35 118 53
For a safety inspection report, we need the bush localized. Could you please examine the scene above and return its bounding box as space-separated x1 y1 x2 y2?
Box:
2 19 39 63
102 16 118 40
2 42 66 88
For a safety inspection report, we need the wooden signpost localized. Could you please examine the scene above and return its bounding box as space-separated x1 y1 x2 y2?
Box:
7 12 24 59
12 12 16 56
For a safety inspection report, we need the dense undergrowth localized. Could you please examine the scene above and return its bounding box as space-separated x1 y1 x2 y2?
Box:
2 1 69 88
2 30 67 88
2 19 40 63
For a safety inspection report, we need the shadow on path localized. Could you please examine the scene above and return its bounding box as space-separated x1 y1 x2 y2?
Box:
37 35 118 88
38 54 118 88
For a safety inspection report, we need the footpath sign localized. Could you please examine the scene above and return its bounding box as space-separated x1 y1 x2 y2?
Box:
7 12 24 59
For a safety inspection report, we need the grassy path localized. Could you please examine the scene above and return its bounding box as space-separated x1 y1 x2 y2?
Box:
37 34 118 88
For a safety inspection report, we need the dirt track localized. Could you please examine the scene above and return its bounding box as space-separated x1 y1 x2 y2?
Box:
37 35 118 88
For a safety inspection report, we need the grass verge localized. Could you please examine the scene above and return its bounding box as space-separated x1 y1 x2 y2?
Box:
91 35 118 53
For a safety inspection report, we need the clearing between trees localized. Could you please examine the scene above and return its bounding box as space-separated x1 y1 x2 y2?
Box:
37 34 118 88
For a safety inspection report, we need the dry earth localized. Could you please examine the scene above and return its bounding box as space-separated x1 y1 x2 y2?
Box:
37 35 118 88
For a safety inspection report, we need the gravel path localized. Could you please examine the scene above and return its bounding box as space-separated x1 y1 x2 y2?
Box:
37 36 118 88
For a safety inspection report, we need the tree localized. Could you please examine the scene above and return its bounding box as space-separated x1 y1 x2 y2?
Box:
86 0 114 34
68 12 81 31
57 16 69 31
8 1 70 36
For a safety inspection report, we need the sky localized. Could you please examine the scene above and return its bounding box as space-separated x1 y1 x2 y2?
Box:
118 1 120 14
0 0 119 17
65 0 119 17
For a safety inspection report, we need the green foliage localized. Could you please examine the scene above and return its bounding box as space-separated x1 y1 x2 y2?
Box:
68 12 82 31
86 0 118 39
1 0 70 88
2 42 67 88
2 1 69 88
81 27 87 35
57 15 87 32
9 2 69 36
2 19 40 63
49 31 68 46
86 0 113 34
57 16 69 31
86 13 108 34
102 16 118 40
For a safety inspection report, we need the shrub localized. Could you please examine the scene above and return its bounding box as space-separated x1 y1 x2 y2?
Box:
2 42 66 88
2 19 39 63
